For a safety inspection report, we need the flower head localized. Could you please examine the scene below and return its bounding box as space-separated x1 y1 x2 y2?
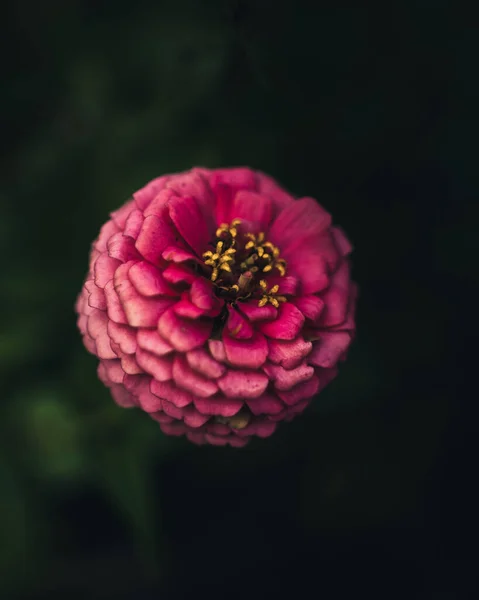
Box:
76 167 357 446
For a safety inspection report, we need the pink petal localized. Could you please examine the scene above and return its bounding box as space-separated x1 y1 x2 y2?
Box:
226 305 254 339
260 303 305 340
172 355 218 397
238 301 277 322
94 220 120 253
128 261 177 297
158 308 212 352
277 374 319 406
231 190 272 231
162 263 197 285
173 294 205 319
210 167 257 224
186 431 207 445
136 387 164 413
308 332 352 368
166 171 215 218
107 232 141 262
137 329 174 356
150 379 194 408
160 399 185 420
326 282 357 333
94 254 121 288
86 310 116 359
107 320 137 354
183 406 211 428
168 194 210 256
110 385 136 408
318 261 351 327
133 175 170 211
331 226 353 257
268 197 332 255
190 278 223 314
217 370 269 398
265 275 298 296
135 214 178 264
104 279 128 324
267 337 312 369
114 262 175 327
223 331 269 368
160 421 188 436
234 419 277 438
110 199 135 228
208 340 227 362
263 361 314 391
117 351 142 375
149 411 174 424
135 348 173 382
161 246 198 263
123 208 144 239
143 188 176 218
102 359 125 384
256 171 295 215
85 280 107 310
246 394 284 415
193 397 243 417
293 295 324 322
186 348 226 379
285 249 330 295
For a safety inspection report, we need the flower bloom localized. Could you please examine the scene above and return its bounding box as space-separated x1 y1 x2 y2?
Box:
75 167 357 446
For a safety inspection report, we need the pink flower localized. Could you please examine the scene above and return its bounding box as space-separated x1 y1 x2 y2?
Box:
76 167 357 446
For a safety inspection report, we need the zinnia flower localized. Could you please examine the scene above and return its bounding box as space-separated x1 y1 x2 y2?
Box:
76 167 357 446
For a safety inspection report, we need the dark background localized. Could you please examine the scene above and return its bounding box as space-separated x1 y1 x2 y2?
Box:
1 1 478 598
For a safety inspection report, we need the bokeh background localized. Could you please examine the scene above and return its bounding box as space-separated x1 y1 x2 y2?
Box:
1 1 477 598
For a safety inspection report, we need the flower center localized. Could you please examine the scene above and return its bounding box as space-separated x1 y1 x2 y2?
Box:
202 219 287 307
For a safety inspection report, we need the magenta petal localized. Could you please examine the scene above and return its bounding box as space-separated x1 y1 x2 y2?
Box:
208 340 227 362
190 278 222 314
186 348 226 379
107 232 141 262
143 188 176 218
110 199 135 228
260 303 305 340
173 295 205 319
226 305 254 339
162 263 197 285
168 194 210 256
293 295 324 322
278 375 319 406
94 220 120 253
268 197 332 255
234 419 277 438
263 361 314 391
135 348 173 382
223 331 269 368
94 254 121 288
115 262 175 327
107 320 137 354
118 352 142 375
239 301 277 322
135 215 178 264
123 209 144 239
286 249 330 295
246 394 284 415
309 332 352 368
150 379 194 408
210 167 257 224
110 385 136 408
172 355 218 397
104 279 128 324
217 370 269 399
318 261 351 327
267 337 312 369
256 171 295 215
102 359 125 384
193 397 243 417
150 412 174 424
326 282 357 333
86 310 116 359
331 226 353 257
158 308 212 352
85 280 107 310
137 329 174 356
128 261 176 297
161 399 185 420
133 175 170 211
231 190 272 231
265 275 298 296
183 406 210 428
166 171 215 217
160 420 188 436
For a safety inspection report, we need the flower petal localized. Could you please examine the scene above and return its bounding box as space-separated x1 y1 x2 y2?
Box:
318 261 351 327
94 254 121 288
210 167 257 224
260 303 305 340
186 348 226 379
133 175 170 211
246 394 284 415
256 171 295 215
238 301 277 322
193 397 243 417
104 279 128 324
217 370 269 399
137 329 174 356
267 337 312 369
172 355 218 398
150 379 194 408
231 190 272 231
107 320 137 354
168 194 211 256
123 208 144 239
107 232 141 262
308 332 352 368
293 295 324 322
226 305 254 339
263 361 314 391
128 261 177 297
85 280 107 310
190 278 223 314
135 214 178 264
223 331 269 369
331 226 353 257
158 308 212 352
277 374 319 406
208 339 227 362
87 309 116 359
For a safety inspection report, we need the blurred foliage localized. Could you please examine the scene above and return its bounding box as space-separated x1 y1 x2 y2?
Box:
0 0 475 598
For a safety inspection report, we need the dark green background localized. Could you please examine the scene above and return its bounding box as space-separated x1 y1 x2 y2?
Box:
1 1 477 598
